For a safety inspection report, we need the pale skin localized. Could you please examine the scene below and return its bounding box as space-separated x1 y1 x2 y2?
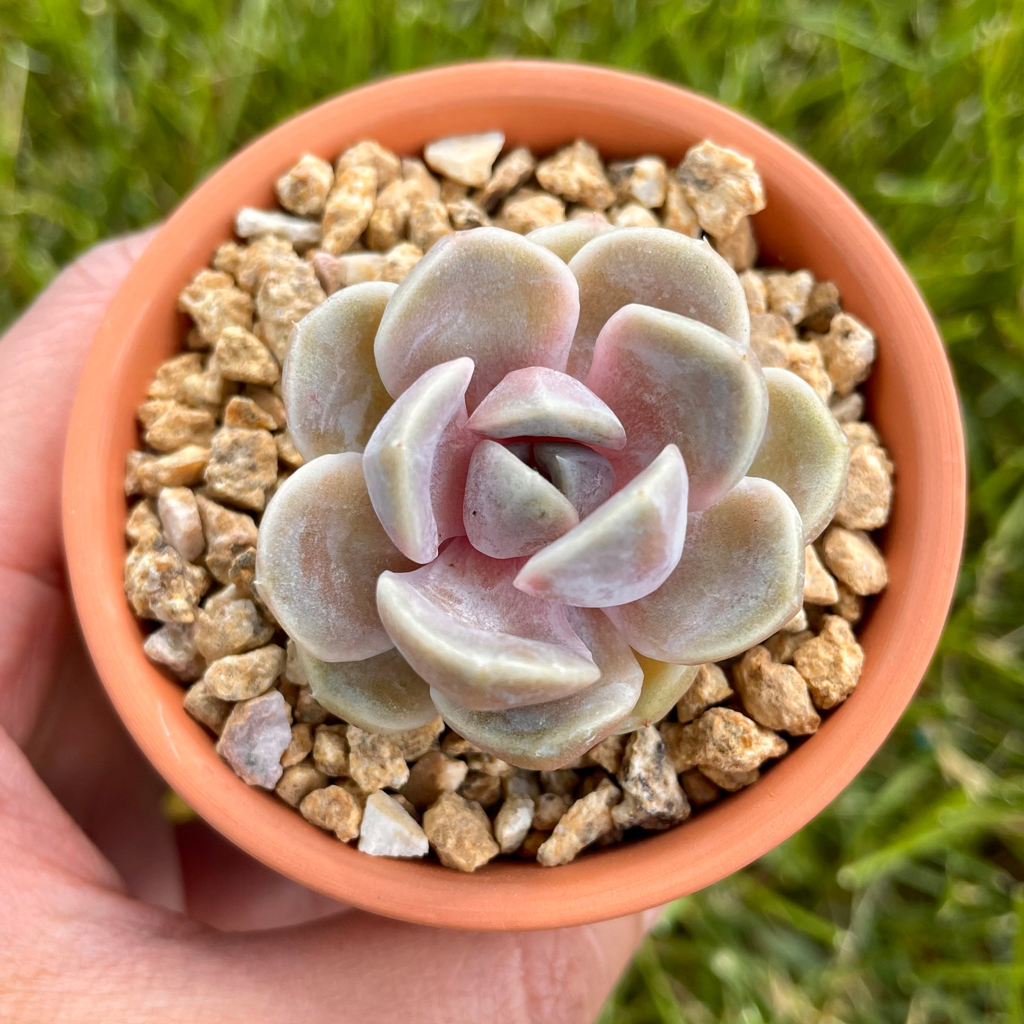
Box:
0 233 652 1023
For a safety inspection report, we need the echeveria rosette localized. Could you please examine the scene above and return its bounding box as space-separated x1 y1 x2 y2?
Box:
257 225 850 770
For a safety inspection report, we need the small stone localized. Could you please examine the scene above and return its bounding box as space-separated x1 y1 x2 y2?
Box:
144 622 204 681
834 442 894 530
610 203 659 228
388 717 445 760
312 724 349 776
446 196 491 231
821 526 888 595
125 453 152 497
536 140 615 210
194 598 274 662
829 392 865 424
365 178 412 251
402 750 469 809
300 784 362 842
227 235 297 296
179 360 235 414
274 430 304 470
393 794 418 818
243 385 287 428
310 250 384 294
581 734 626 774
347 725 410 792
711 217 758 271
178 269 254 347
126 499 161 545
701 765 760 791
148 353 205 402
407 197 452 252
223 395 278 431
336 140 402 188
532 792 571 831
504 769 542 800
182 678 230 735
211 240 245 281
764 629 815 665
473 147 536 212
568 205 610 223
275 153 334 217
577 771 612 798
235 207 321 249
195 495 258 584
819 312 876 396
254 256 326 362
498 189 566 233
203 426 278 511
786 607 812 633
736 271 766 317
676 663 733 723
213 326 280 386
284 638 306 686
281 723 313 767
843 421 881 447
765 270 815 325
293 685 329 725
540 769 579 798
733 646 821 735
616 725 690 827
609 156 668 208
517 829 548 860
423 791 500 872
832 583 864 624
458 771 502 809
216 690 292 789
156 487 204 563
680 769 720 807
465 752 515 778
749 312 796 368
358 791 429 858
401 157 441 201
661 178 701 237
494 793 535 853
124 539 204 623
800 280 842 333
785 340 833 402
275 762 328 807
804 545 840 605
321 165 378 255
204 644 285 701
136 446 210 496
536 778 620 867
142 402 216 453
441 733 481 757
661 707 787 774
424 131 504 188
677 140 766 238
380 242 423 284
794 614 865 709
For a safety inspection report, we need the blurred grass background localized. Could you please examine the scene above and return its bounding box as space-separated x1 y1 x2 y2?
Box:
1 0 1021 1020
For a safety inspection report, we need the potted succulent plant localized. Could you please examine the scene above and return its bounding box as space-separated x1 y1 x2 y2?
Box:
62 61 965 930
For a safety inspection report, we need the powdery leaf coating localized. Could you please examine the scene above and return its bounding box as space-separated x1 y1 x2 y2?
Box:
463 440 580 559
376 538 599 712
363 358 475 564
733 645 821 735
283 282 396 460
515 444 688 608
527 215 615 263
430 607 644 771
567 227 750 380
748 368 850 542
215 690 292 789
424 131 505 188
587 304 767 509
533 441 616 519
256 453 414 662
357 791 428 858
468 366 625 449
614 656 699 734
296 645 436 734
374 228 580 410
607 477 804 664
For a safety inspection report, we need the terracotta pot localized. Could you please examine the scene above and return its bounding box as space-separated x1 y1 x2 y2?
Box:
62 61 965 931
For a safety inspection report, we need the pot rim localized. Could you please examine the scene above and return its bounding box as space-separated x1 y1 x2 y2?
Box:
62 59 966 931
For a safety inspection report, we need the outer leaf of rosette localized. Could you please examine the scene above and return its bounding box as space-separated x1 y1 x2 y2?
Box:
612 656 699 734
605 477 805 664
527 215 616 263
282 282 396 460
566 227 749 380
255 453 414 662
586 304 768 511
363 357 476 564
373 227 581 410
430 607 643 770
297 645 437 733
748 367 850 542
376 538 600 712
513 444 688 607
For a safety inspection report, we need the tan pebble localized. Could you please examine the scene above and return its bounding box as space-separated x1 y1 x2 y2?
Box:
358 790 428 858
517 829 548 859
785 340 833 402
829 392 865 424
179 360 235 414
499 188 566 233
843 421 880 447
701 764 760 791
204 644 285 701
195 494 257 584
794 614 865 709
274 430 304 470
446 196 491 231
300 784 362 841
321 166 378 255
680 768 720 807
738 269 768 315
137 398 173 430
388 717 445 761
733 646 820 735
183 677 231 734
281 723 313 768
347 725 409 792
242 385 287 428
765 270 815 325
144 622 204 681
143 402 216 453
423 791 499 872
223 395 277 431
215 689 292 788
764 628 815 665
275 153 334 217
440 733 481 757
124 452 152 497
661 707 787 774
438 179 467 202
581 734 626 774
401 157 441 201
819 312 876 396
540 769 579 798
711 216 758 271
126 499 161 545
504 769 542 800
212 240 244 281
536 778 620 867
336 140 401 188
832 583 864 624
194 598 273 662
284 638 306 686
424 131 504 188
611 156 668 208
293 685 329 725
255 256 326 362
365 178 412 251
749 312 796 368
402 750 468 808
229 235 297 296
609 203 658 228
136 446 210 497
616 725 690 826
310 250 385 294
380 242 423 284
568 205 610 223
213 326 279 386
821 526 888 595
465 752 515 778
407 197 452 252
577 771 612 798
676 663 733 724
834 442 893 530
494 793 535 854
275 762 328 807
473 147 535 212
536 140 615 210
336 776 367 805
312 724 349 776
677 140 766 238
178 269 254 348
804 545 840 605
147 353 205 402
459 770 502 809
800 280 842 333
154 487 204 563
661 178 701 237
203 426 277 511
124 540 203 623
532 792 571 831
235 207 321 250
392 794 419 819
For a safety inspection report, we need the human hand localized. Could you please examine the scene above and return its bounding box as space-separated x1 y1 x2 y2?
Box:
0 233 651 1024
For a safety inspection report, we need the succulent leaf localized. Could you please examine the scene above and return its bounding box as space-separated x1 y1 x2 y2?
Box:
527 215 615 263
613 656 700 734
533 441 616 518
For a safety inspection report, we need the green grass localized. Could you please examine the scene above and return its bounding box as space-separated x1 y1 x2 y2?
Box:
2 1 1021 1020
